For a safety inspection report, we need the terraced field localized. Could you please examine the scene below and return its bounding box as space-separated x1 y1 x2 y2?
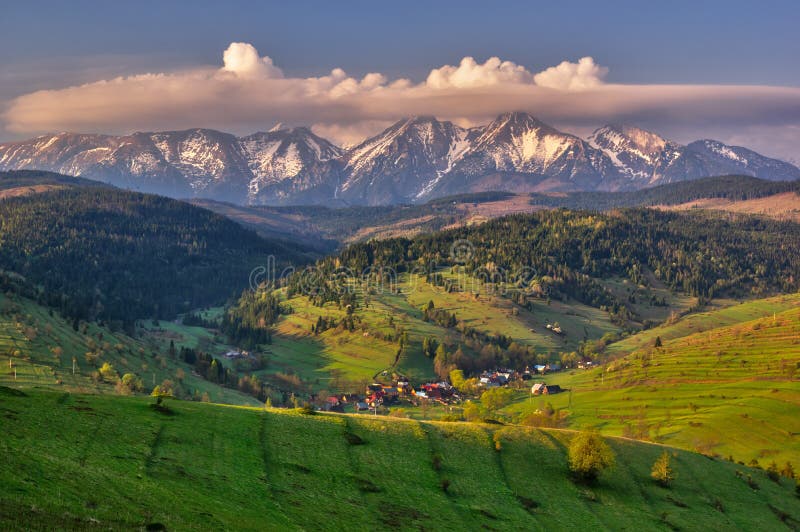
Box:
506 301 800 465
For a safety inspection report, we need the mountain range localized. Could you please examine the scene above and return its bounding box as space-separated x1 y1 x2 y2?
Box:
1 112 798 206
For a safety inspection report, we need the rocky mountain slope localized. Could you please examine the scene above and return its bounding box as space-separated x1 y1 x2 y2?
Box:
2 113 798 205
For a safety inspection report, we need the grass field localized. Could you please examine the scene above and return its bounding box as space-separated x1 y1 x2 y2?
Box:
505 301 800 465
1 388 798 530
605 293 800 356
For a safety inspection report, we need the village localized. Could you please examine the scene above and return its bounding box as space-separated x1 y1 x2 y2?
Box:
318 364 568 415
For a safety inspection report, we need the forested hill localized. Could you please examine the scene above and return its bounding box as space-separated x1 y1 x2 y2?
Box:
0 169 111 192
0 186 313 325
305 209 800 317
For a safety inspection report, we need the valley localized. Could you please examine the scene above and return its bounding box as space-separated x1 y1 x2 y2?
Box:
1 169 800 529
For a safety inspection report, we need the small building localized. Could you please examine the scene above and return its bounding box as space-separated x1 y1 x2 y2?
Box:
324 396 343 412
531 383 547 395
531 383 564 396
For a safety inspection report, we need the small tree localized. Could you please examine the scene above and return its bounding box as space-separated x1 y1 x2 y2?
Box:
120 373 144 393
651 451 676 487
568 431 615 483
449 369 466 390
480 387 514 413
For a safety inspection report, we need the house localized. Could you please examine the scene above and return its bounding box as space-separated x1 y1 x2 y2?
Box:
323 396 343 412
531 383 564 395
366 383 383 394
531 383 547 395
355 401 370 411
414 382 455 402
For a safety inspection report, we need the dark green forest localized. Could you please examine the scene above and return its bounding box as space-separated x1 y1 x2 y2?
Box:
0 187 311 326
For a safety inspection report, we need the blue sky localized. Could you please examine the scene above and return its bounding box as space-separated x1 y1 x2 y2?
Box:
3 0 799 85
1 1 799 160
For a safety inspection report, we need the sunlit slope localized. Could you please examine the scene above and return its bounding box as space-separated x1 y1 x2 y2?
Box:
1 389 799 530
0 293 258 405
510 301 800 465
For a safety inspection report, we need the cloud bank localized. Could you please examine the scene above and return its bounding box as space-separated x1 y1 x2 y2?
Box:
3 42 800 159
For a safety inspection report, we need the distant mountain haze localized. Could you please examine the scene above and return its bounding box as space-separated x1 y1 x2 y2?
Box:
1 113 798 206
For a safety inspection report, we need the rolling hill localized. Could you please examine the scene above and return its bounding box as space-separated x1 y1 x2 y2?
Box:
1 389 798 530
502 295 800 466
0 291 259 406
0 172 316 323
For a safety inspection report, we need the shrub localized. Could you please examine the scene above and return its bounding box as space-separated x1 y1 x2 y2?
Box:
568 431 615 483
98 362 118 383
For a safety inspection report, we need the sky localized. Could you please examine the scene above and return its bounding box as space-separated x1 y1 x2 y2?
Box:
1 0 799 161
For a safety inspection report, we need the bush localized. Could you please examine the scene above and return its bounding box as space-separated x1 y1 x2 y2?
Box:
651 451 676 487
568 431 615 483
98 362 118 383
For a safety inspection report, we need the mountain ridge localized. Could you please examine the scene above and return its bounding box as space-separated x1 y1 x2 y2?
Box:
2 113 798 206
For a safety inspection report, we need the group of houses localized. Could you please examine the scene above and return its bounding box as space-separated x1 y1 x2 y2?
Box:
319 378 460 412
479 364 563 388
317 362 569 413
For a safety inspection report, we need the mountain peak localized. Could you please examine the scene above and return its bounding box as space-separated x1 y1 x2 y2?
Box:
592 124 668 154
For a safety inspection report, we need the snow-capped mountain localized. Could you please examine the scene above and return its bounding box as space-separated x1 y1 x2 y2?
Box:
1 114 798 206
686 139 800 181
588 124 688 183
240 127 343 204
429 112 619 198
0 127 342 204
587 125 800 185
338 116 478 205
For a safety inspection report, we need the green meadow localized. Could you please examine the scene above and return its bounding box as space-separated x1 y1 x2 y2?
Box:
2 388 799 530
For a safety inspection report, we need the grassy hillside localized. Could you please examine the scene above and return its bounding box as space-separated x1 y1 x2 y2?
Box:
605 293 800 357
234 268 648 395
2 389 798 530
505 297 800 465
0 292 259 406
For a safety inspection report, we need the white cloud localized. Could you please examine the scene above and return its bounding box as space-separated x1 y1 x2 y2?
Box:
426 56 533 89
220 42 283 79
533 56 608 90
2 42 800 161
